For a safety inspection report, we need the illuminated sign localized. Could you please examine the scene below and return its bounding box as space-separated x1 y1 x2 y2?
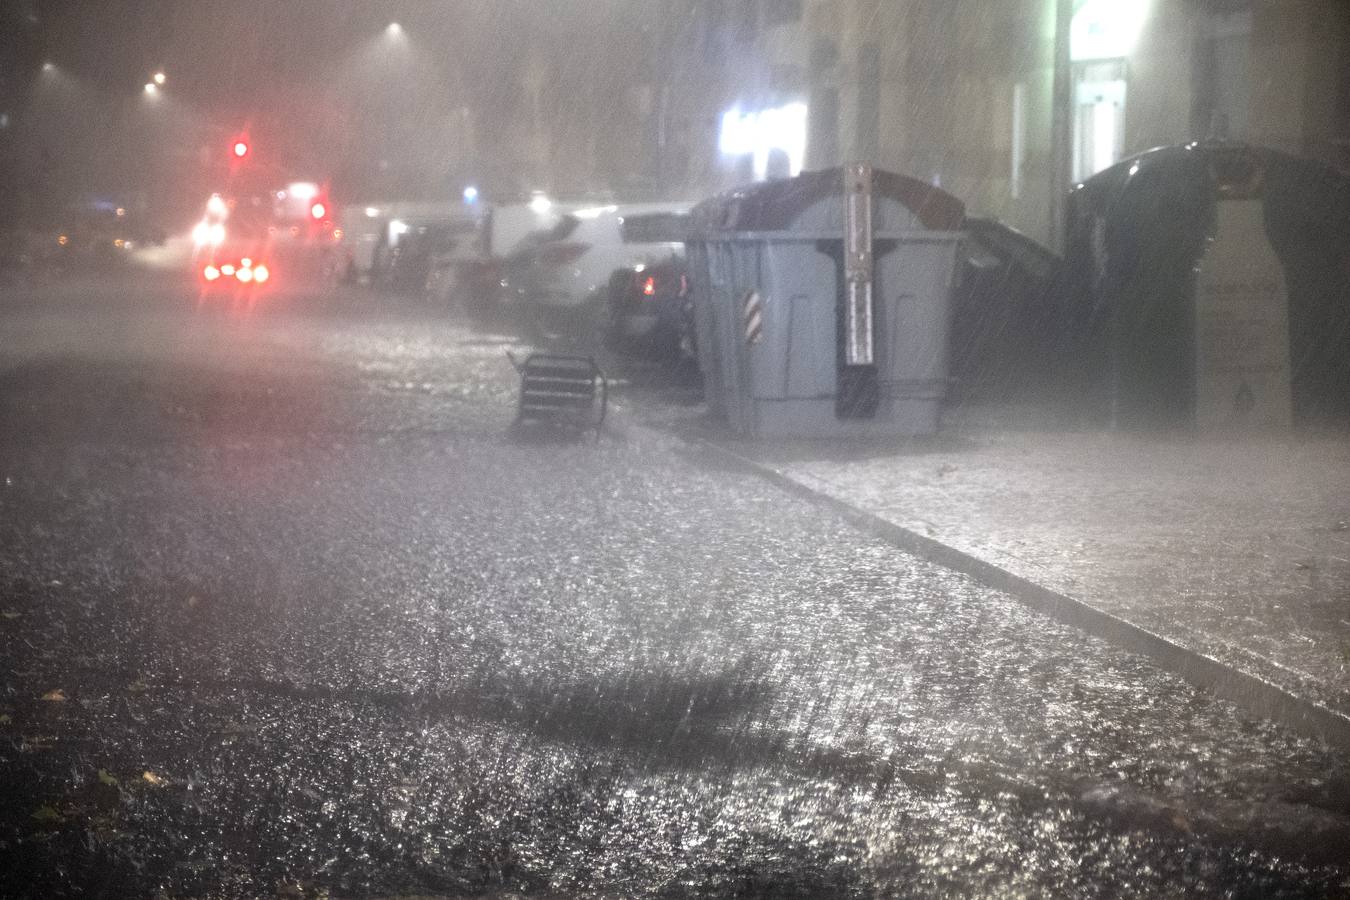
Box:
718 102 808 181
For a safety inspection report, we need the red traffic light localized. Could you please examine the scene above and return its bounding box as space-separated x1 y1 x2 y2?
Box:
232 140 249 159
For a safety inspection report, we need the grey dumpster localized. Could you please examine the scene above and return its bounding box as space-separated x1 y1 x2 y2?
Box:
687 165 965 438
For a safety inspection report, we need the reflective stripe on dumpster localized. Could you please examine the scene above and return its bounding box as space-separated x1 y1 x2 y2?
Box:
742 289 763 344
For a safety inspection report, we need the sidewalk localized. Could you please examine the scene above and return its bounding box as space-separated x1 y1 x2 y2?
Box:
720 418 1350 729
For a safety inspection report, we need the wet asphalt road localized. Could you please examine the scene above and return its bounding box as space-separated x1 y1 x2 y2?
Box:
1 269 1349 898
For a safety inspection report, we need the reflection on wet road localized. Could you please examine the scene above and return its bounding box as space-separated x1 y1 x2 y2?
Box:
1 274 1348 896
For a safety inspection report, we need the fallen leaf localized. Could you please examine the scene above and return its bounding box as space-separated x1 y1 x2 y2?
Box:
1 611 19 620
186 595 199 608
31 805 62 823
98 769 119 788
40 689 67 702
0 714 11 725
142 771 165 786
127 679 148 694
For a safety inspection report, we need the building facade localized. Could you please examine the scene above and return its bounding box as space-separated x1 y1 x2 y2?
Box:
678 0 1350 246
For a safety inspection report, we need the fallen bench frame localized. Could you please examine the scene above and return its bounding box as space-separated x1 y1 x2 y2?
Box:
507 351 608 438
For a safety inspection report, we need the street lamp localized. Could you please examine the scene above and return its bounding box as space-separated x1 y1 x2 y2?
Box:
385 22 403 37
143 82 159 96
153 71 166 86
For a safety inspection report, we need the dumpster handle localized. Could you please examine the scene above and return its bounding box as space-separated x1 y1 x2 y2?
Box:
594 368 608 441
844 162 875 367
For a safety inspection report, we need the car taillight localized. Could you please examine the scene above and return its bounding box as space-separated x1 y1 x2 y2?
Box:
642 276 656 297
253 264 269 283
237 267 254 283
203 265 220 281
221 264 236 276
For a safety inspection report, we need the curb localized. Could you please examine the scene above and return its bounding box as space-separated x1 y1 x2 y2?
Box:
687 435 1350 751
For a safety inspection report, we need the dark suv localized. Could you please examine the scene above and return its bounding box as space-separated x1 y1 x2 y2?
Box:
603 256 692 359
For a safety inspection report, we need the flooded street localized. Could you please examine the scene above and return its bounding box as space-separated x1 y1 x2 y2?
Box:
2 273 1347 897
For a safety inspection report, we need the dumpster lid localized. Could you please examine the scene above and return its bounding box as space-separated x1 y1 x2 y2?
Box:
1069 140 1350 242
692 167 965 233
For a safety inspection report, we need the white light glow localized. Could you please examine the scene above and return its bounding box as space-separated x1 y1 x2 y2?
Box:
719 102 808 181
1072 0 1151 61
1092 101 1117 174
528 194 552 215
143 83 158 96
206 194 228 217
192 220 226 247
287 182 319 201
573 205 618 220
462 186 479 204
153 71 166 86
388 220 409 243
364 207 380 218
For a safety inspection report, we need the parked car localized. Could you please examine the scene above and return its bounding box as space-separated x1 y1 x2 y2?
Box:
502 202 691 336
423 220 482 305
330 204 384 283
381 217 475 295
603 256 692 358
602 211 695 358
332 202 472 288
439 200 569 311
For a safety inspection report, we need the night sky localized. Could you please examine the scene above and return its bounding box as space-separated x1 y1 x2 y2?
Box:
1 0 672 218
